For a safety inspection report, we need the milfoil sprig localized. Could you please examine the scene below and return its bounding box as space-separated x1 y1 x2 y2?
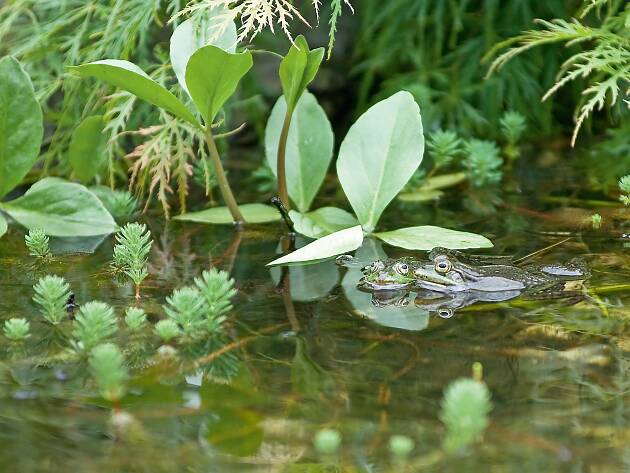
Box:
113 223 152 299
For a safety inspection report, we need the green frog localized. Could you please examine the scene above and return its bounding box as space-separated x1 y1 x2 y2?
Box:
360 247 589 294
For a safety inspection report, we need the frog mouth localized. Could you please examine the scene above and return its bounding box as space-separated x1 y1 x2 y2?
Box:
359 277 412 291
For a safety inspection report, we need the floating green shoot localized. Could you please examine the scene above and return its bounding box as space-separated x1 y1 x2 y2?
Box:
25 228 51 259
500 111 527 160
164 287 207 337
124 307 147 331
194 268 236 323
89 343 128 403
72 301 118 352
440 377 492 453
154 319 181 342
314 428 342 455
32 275 71 324
591 213 603 230
3 318 31 341
427 130 463 173
465 140 503 187
113 223 152 299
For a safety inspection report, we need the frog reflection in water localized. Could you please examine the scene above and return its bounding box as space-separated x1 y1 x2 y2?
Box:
360 247 589 316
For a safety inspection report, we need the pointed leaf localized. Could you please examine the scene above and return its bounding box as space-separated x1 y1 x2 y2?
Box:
265 93 333 212
337 91 424 232
0 56 43 198
374 226 493 250
185 45 252 124
0 178 117 237
279 35 324 110
170 8 237 96
173 203 280 225
267 225 363 266
289 207 358 238
68 115 107 182
70 60 199 126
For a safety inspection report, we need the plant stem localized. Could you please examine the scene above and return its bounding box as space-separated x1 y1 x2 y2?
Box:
276 108 293 211
204 127 244 224
135 284 140 300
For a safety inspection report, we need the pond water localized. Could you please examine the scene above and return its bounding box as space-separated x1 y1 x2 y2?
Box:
1 158 629 472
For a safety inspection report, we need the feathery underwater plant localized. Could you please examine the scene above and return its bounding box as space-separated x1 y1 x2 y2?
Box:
465 139 503 188
500 111 527 161
25 229 51 259
72 301 118 352
124 307 148 332
97 189 139 221
194 268 236 332
427 130 463 173
32 275 71 325
89 343 128 402
440 376 492 453
113 223 152 299
3 318 31 341
164 287 208 337
154 319 181 342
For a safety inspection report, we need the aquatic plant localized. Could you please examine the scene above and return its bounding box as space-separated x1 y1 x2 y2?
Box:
427 130 463 173
486 1 630 146
314 428 341 454
440 377 492 453
124 307 148 332
389 435 414 459
154 319 182 342
591 213 603 230
89 343 128 402
194 268 237 323
72 301 118 352
164 287 208 336
619 175 630 206
465 139 503 188
90 187 139 221
113 223 152 299
500 111 527 160
3 318 31 341
71 23 273 224
24 229 51 259
174 0 353 55
272 36 324 211
0 57 117 239
32 275 71 325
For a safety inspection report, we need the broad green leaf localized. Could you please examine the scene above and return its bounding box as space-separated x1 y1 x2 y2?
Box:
174 203 280 224
341 239 428 331
70 60 199 126
265 93 334 212
289 207 358 239
68 115 107 183
267 225 363 266
337 91 424 232
279 35 324 110
170 8 237 96
0 56 43 198
374 226 493 250
0 213 7 238
0 178 117 237
185 45 252 124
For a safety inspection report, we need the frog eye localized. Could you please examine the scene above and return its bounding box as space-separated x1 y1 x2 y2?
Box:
438 309 454 319
435 259 452 274
395 262 409 275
